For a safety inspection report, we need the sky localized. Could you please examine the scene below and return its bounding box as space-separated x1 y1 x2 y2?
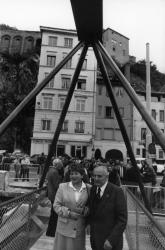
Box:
0 0 165 73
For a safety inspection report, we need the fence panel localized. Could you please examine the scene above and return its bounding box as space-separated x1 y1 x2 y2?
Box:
124 186 165 250
0 187 47 250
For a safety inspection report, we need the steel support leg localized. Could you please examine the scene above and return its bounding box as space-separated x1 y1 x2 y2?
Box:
0 41 83 137
39 43 88 187
93 42 152 213
97 41 165 152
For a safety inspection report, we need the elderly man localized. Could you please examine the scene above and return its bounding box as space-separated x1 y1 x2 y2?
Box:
46 158 64 237
88 165 127 250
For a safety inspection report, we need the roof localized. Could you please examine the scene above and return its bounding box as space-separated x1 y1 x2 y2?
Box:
103 27 129 40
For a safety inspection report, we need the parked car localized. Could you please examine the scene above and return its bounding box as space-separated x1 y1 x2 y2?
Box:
30 154 40 164
155 160 165 175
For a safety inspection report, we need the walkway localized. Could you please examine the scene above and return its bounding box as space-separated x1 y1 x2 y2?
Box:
30 232 129 250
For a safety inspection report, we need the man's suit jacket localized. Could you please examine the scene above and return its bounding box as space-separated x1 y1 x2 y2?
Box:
46 167 63 203
89 182 127 250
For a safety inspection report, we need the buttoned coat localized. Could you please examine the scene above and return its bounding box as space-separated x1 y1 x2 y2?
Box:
88 182 127 250
53 182 90 238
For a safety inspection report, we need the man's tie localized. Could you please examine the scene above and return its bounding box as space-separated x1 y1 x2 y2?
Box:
96 187 101 200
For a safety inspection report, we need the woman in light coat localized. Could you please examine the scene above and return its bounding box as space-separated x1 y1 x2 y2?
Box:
53 163 90 250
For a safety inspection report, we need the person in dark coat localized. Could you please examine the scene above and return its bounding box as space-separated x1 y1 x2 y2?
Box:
46 158 64 237
88 165 127 250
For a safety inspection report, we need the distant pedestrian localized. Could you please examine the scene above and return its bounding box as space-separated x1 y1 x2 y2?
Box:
46 158 64 237
13 156 21 181
24 156 30 181
152 160 157 174
37 152 46 176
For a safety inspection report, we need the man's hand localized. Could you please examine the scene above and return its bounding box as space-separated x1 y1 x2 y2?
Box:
104 239 112 250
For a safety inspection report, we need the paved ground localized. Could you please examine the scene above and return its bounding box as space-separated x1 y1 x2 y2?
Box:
30 232 129 250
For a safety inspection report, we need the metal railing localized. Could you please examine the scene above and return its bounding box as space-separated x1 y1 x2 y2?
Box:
124 184 165 215
1 184 165 250
0 187 48 250
123 186 165 250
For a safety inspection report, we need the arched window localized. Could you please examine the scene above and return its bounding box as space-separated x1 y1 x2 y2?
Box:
24 36 34 52
12 36 22 54
1 35 11 52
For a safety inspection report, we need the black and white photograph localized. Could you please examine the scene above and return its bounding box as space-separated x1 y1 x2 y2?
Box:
0 1 165 250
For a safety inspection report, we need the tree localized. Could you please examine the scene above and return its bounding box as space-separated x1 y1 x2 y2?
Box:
130 60 165 91
0 50 39 153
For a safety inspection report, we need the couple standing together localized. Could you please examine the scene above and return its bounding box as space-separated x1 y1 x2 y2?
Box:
52 163 127 250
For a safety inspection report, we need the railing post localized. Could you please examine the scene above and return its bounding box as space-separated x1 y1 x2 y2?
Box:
135 201 139 250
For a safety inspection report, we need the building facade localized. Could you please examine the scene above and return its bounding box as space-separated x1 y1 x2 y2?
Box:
132 91 165 160
0 27 41 55
94 28 131 161
31 26 97 158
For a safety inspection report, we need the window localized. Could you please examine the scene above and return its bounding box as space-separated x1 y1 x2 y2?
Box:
82 59 87 70
48 36 57 47
116 87 124 97
111 39 117 52
41 119 51 131
59 97 66 109
75 121 85 133
77 79 86 90
63 53 72 68
71 145 87 158
1 35 10 52
119 42 122 46
160 110 164 122
112 46 116 52
98 105 102 116
152 109 156 120
12 36 22 53
43 96 53 109
64 38 73 48
24 36 34 52
45 73 54 88
141 128 146 140
61 120 68 132
62 77 71 89
136 148 140 155
98 85 103 95
76 99 85 112
119 107 124 117
57 145 65 156
159 150 164 159
47 55 56 66
105 106 114 119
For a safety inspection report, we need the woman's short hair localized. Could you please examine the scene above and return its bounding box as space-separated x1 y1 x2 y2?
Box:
69 163 85 176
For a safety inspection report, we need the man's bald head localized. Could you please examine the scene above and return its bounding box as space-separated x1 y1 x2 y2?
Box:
93 165 109 187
